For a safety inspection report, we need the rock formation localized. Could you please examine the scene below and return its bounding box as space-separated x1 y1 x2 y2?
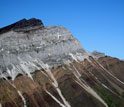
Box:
0 18 124 107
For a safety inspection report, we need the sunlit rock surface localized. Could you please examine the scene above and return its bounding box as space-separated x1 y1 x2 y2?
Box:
0 18 124 107
92 51 105 58
0 18 88 79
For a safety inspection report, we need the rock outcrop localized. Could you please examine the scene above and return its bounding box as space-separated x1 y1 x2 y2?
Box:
0 18 87 80
0 18 44 34
0 18 124 107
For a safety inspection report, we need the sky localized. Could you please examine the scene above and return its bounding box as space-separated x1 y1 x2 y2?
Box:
0 0 124 59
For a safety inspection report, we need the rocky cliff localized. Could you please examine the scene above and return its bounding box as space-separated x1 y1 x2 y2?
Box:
0 18 124 107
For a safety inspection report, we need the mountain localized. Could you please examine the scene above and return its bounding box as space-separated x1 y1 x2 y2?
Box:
0 18 124 107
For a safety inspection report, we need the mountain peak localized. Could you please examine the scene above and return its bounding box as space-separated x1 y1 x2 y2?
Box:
0 18 44 34
0 18 124 107
13 18 44 28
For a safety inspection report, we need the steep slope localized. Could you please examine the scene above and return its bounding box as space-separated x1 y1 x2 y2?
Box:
0 18 124 107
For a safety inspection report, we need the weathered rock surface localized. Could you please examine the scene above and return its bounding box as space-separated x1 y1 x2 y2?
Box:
92 51 105 58
0 18 89 80
0 18 124 107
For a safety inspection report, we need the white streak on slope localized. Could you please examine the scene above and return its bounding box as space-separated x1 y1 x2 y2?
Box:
12 83 27 107
46 90 66 107
75 80 108 107
0 104 2 107
88 56 124 85
1 75 27 107
27 59 71 107
17 90 27 107
72 65 81 77
90 72 119 97
69 53 78 62
69 52 89 62
96 60 124 85
71 64 108 107
20 62 33 80
43 64 71 107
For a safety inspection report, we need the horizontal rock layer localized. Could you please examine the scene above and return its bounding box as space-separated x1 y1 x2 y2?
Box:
0 18 90 80
2 18 124 107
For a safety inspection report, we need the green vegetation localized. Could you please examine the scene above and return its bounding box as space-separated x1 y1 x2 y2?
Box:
122 92 124 99
94 87 124 107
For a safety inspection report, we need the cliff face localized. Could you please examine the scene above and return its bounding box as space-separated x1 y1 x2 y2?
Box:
0 18 86 80
0 18 124 107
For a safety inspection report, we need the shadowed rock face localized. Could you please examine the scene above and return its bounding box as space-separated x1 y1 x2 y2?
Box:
0 18 44 34
0 18 124 107
13 18 44 29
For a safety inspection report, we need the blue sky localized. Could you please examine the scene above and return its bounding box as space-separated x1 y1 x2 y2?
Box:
0 0 124 59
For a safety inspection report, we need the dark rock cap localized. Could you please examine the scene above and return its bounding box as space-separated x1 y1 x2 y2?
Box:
0 18 44 34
